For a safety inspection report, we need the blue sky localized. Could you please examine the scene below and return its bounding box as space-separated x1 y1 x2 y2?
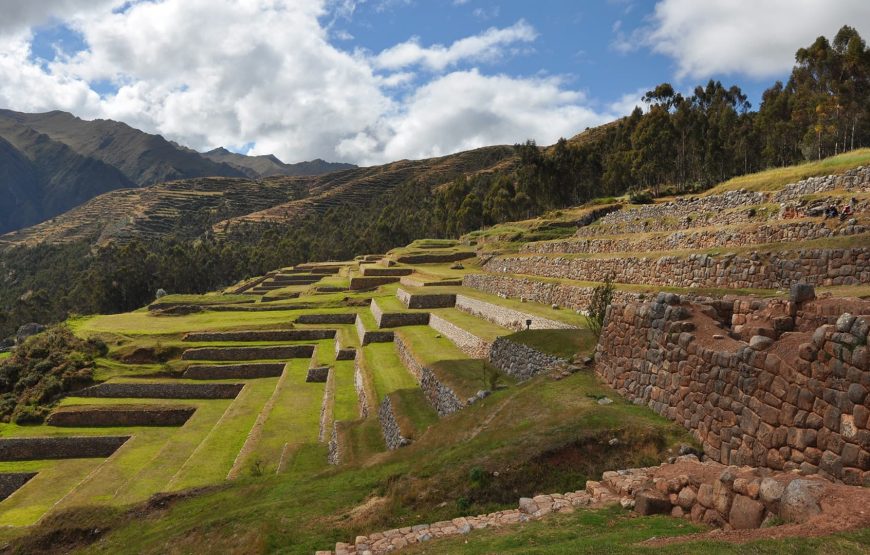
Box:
2 0 868 163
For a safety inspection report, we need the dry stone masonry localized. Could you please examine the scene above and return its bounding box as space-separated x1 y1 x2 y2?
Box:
183 362 285 379
427 314 492 359
486 246 870 290
394 334 464 417
181 345 315 361
378 395 411 450
455 294 575 331
75 382 244 399
0 473 36 501
0 436 130 461
596 293 869 484
46 406 196 427
488 337 567 381
183 329 336 342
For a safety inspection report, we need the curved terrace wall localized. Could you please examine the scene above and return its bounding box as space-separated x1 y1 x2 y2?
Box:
595 294 869 485
487 246 870 289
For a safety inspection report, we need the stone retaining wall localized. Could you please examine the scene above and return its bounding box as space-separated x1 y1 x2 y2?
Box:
378 395 410 450
371 299 430 328
307 366 330 383
47 406 195 427
355 315 395 345
327 422 341 465
428 314 492 359
354 349 371 418
350 276 400 290
526 220 867 255
183 329 336 342
394 334 464 417
0 436 130 461
487 246 870 289
362 268 413 277
181 345 314 361
773 166 870 202
183 363 285 379
596 294 869 484
463 273 640 312
455 294 575 331
577 189 767 236
0 473 36 501
397 288 456 309
394 251 476 264
296 313 358 324
489 337 565 381
75 382 243 399
334 335 356 360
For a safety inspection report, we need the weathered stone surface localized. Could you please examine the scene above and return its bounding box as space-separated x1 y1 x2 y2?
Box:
635 490 673 515
779 479 824 523
729 494 766 529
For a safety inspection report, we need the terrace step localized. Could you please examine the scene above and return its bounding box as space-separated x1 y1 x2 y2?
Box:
0 436 131 461
183 362 287 379
75 382 244 399
183 329 336 342
181 345 315 361
46 405 196 427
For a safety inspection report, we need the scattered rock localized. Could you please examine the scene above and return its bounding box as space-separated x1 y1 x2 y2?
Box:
597 397 613 405
749 335 774 350
15 323 44 344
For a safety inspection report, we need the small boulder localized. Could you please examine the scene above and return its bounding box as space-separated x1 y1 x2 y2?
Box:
635 491 672 516
758 477 785 506
779 479 824 523
789 283 815 305
749 335 774 350
729 494 766 529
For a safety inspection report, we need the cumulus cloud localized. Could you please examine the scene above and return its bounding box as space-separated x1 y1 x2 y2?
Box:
0 0 122 36
337 70 612 164
0 0 612 165
374 20 537 72
641 0 870 79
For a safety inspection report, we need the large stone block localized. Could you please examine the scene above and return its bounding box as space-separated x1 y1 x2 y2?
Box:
729 494 766 529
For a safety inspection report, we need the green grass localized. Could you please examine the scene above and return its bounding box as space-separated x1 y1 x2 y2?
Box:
239 359 325 475
397 326 507 399
9 370 693 554
0 459 97 526
389 388 439 439
151 294 253 306
363 343 418 402
0 351 10 360
401 504 870 554
165 377 281 491
506 329 597 359
707 147 870 194
70 306 360 336
332 360 360 423
429 307 512 342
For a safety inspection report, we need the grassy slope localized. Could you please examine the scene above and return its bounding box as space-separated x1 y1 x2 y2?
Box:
707 147 870 193
9 370 694 554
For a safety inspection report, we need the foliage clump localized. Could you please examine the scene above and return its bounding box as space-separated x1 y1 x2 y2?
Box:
0 326 105 423
586 275 615 339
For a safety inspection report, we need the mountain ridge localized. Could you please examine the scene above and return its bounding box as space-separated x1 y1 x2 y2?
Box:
0 109 357 233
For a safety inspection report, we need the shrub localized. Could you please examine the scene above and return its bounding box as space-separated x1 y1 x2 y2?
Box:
629 189 654 204
585 274 615 339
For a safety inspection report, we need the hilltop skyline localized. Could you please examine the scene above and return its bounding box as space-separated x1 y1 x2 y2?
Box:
0 0 868 165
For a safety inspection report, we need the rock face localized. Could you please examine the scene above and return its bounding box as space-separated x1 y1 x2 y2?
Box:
779 479 824 523
596 294 870 484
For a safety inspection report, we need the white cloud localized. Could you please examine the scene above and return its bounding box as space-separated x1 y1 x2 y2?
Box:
0 0 122 36
374 20 537 72
337 70 613 164
607 88 649 116
643 0 870 79
0 0 615 166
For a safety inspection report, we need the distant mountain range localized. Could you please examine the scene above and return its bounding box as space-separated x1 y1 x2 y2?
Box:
0 109 356 233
